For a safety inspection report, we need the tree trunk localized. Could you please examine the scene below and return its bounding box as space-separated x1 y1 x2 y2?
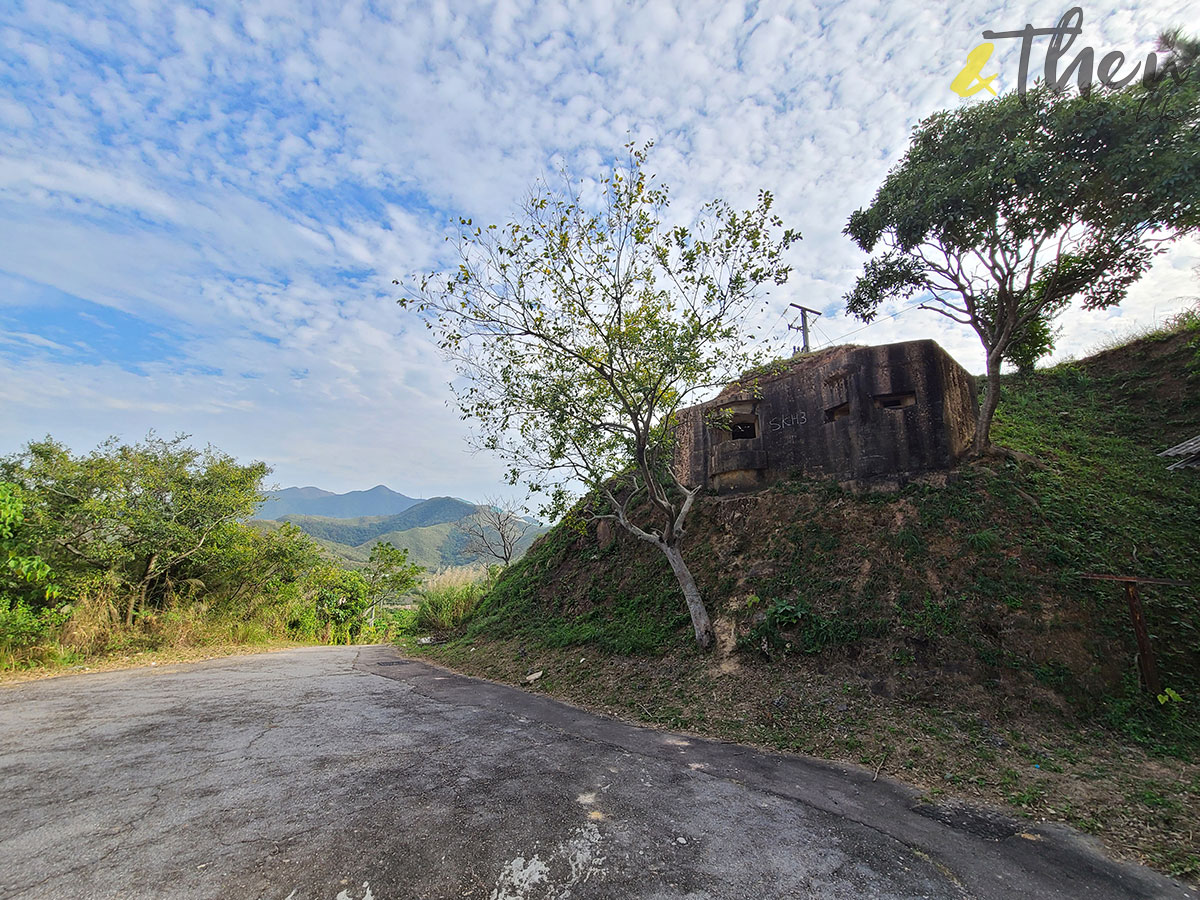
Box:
128 553 158 626
661 543 715 649
973 350 1004 455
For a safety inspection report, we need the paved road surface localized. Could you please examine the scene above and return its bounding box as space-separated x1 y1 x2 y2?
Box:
0 646 1194 900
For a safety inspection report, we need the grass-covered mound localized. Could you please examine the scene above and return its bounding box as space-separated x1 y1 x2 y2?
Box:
407 319 1200 880
470 326 1198 698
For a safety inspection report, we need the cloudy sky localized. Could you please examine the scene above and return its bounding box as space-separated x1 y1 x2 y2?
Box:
2 0 1196 500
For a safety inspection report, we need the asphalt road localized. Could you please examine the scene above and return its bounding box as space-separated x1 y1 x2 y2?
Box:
0 646 1194 900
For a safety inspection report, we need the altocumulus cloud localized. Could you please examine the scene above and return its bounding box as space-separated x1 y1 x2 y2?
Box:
1 0 1196 498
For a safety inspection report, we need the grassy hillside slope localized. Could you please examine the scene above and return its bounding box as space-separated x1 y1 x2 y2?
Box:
409 322 1200 880
470 327 1197 685
277 496 478 545
250 497 547 570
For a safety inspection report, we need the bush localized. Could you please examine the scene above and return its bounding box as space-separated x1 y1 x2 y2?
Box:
415 566 493 631
0 439 408 671
309 566 370 644
0 599 67 669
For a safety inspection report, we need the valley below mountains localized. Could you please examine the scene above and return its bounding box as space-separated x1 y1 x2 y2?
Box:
250 486 544 570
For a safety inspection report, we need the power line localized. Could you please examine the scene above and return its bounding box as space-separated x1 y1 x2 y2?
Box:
786 303 823 353
757 303 793 349
811 300 927 349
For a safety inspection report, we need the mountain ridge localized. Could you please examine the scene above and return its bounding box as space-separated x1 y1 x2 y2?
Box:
257 484 421 519
249 494 547 570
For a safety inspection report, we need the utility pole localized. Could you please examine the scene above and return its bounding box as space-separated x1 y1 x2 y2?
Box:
787 304 822 354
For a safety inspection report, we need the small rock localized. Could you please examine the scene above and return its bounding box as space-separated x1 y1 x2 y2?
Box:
524 670 544 685
676 836 687 844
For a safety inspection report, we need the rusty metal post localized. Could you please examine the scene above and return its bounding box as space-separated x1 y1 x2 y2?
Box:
1123 581 1162 696
1080 574 1184 696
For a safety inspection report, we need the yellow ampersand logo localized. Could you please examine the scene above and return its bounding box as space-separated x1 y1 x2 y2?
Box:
951 42 999 97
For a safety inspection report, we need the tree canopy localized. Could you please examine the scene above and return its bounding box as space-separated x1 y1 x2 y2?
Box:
2 435 268 624
844 71 1199 450
401 144 799 647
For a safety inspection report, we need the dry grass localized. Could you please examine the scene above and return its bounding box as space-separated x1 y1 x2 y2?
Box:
1085 299 1200 356
0 640 311 686
414 564 495 631
4 579 293 673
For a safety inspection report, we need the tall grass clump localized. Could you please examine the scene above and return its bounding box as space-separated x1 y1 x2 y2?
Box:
415 565 496 631
1087 299 1200 355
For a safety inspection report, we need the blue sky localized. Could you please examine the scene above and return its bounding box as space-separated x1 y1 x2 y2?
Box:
2 0 1197 500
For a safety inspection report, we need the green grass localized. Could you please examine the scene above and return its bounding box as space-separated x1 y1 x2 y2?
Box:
417 327 1199 755
465 524 689 655
415 566 496 631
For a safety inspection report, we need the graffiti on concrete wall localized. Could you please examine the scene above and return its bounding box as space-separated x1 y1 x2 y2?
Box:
768 411 808 432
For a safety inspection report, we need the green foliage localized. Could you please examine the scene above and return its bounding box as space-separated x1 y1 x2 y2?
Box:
0 435 396 669
1003 306 1063 375
745 596 881 656
374 605 419 638
463 526 689 655
1 482 68 661
1 482 60 604
415 567 496 631
1102 676 1199 760
844 77 1200 446
403 142 800 647
363 541 423 607
310 565 370 643
1 434 268 625
405 143 797 522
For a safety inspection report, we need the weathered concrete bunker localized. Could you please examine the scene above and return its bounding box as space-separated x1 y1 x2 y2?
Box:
673 339 977 492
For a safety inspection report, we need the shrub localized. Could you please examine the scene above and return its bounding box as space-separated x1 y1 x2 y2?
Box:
415 565 493 631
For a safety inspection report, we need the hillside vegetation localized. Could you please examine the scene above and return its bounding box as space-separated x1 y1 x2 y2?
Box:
251 496 545 570
408 319 1200 880
1 439 426 674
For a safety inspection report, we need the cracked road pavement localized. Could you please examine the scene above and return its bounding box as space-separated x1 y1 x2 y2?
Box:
0 645 1194 900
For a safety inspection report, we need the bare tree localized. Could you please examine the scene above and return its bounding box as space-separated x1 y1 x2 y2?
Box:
462 496 534 566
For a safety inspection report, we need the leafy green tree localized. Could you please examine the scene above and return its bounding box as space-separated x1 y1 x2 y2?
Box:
1 435 268 624
309 565 370 643
362 541 423 622
1002 303 1064 376
1 482 66 656
401 144 798 648
844 75 1199 451
0 482 59 604
198 522 325 615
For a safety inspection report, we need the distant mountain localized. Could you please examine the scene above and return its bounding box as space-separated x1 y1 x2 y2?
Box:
248 495 546 570
275 497 479 546
257 485 421 520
